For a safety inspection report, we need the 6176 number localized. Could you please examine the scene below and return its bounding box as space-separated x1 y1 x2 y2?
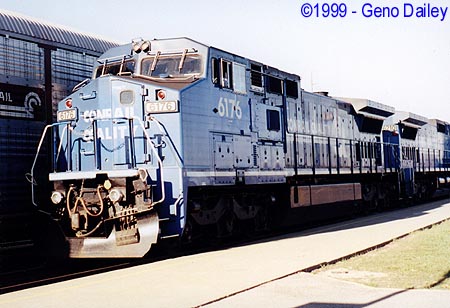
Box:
217 97 242 119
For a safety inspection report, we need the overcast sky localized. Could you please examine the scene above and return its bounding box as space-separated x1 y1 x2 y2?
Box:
1 0 449 121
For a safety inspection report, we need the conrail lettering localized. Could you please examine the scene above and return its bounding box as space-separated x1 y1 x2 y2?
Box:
82 107 134 123
0 91 13 102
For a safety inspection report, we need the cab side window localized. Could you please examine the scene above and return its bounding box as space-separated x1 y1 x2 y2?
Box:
211 58 246 94
221 59 233 89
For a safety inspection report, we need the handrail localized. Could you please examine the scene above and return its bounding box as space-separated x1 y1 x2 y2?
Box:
147 116 184 167
30 122 69 206
97 54 133 65
84 116 169 207
288 131 450 176
29 116 173 209
133 116 166 206
55 125 68 169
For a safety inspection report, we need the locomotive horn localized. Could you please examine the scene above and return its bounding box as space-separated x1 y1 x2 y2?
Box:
132 40 151 54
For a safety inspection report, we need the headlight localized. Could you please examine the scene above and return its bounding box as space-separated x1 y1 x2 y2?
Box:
109 189 123 203
51 191 64 204
104 179 112 190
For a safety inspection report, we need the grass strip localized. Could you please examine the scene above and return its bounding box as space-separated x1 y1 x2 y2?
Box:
315 219 450 289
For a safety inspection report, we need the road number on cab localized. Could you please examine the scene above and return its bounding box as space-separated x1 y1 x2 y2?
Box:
57 108 78 122
217 97 242 119
145 101 178 114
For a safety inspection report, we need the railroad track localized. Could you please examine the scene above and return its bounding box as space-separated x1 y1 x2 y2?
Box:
2 196 448 295
0 258 143 294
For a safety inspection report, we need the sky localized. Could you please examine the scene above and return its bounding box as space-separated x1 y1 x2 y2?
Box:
1 0 450 121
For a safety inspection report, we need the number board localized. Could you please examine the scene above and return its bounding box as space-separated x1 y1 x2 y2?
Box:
57 108 78 122
145 101 179 114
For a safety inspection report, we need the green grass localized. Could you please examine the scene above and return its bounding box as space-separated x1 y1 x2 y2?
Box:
315 219 450 289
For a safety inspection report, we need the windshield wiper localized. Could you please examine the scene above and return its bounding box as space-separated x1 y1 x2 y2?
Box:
150 51 161 75
178 49 188 72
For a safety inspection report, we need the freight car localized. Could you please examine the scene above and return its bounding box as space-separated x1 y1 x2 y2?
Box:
31 37 450 257
0 10 117 258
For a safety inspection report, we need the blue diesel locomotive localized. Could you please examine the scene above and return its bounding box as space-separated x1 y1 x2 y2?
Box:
31 37 450 257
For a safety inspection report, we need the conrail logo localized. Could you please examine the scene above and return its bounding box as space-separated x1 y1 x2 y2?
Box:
0 83 43 120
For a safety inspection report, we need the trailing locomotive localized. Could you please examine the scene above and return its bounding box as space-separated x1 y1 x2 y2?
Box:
31 37 450 257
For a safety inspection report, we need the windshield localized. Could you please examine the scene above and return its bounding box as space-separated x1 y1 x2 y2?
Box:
141 54 202 78
95 59 135 78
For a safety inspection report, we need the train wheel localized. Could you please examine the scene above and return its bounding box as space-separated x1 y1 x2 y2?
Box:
216 210 238 238
182 218 195 244
362 184 378 212
254 205 269 232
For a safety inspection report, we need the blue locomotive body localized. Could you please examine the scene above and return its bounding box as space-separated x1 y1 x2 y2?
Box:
32 37 450 257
